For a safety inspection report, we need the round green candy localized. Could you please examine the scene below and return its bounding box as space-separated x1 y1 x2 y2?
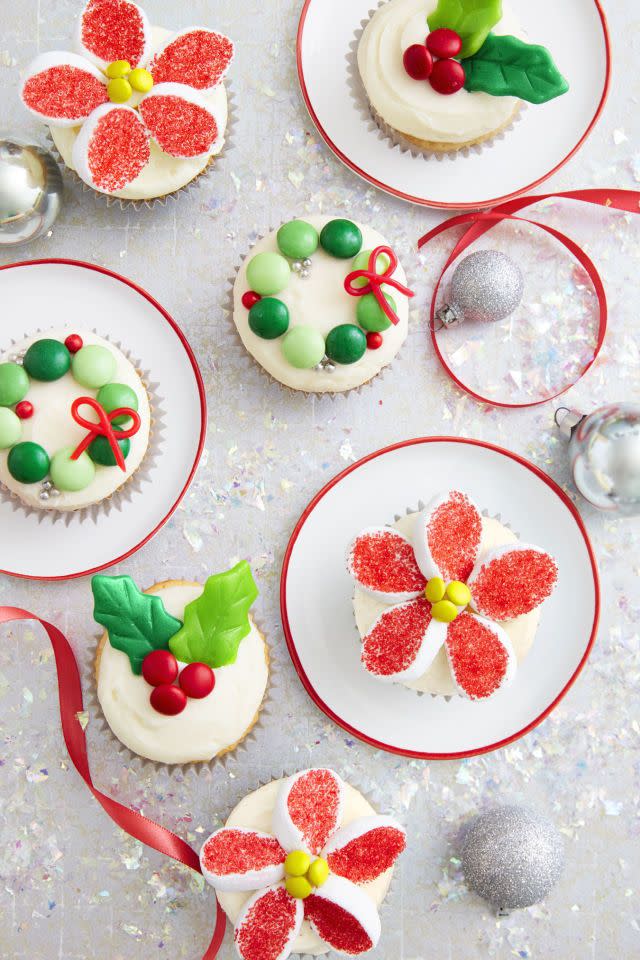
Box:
248 298 290 340
72 345 116 389
7 442 50 484
277 220 319 260
246 252 291 296
96 382 139 426
350 249 392 289
0 362 29 406
319 219 363 259
88 435 131 466
50 446 96 492
281 326 326 369
0 408 22 449
23 339 71 382
325 324 367 365
356 292 396 332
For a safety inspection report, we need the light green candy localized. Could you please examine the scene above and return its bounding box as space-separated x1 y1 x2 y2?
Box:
281 326 325 369
0 362 29 406
350 249 392 289
246 252 291 296
50 446 96 492
0 407 21 449
277 220 319 260
72 345 116 389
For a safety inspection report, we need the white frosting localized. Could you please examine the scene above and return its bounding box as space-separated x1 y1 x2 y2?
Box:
353 514 540 695
233 216 409 393
358 0 523 145
49 27 228 200
0 328 150 511
217 779 394 956
96 582 269 764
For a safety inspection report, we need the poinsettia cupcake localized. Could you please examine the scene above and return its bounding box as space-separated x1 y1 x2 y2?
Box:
348 491 558 699
358 0 568 152
200 768 406 958
20 0 233 201
93 562 269 764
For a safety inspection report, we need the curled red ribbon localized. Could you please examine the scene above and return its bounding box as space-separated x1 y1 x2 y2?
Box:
344 245 414 326
0 606 227 958
71 396 141 471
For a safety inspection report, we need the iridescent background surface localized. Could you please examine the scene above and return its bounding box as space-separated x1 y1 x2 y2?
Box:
0 2 639 958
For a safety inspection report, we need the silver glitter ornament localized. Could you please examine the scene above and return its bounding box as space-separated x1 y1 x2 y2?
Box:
436 250 524 327
0 139 63 246
460 806 564 912
556 402 640 515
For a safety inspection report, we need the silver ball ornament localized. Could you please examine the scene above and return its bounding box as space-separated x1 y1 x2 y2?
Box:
437 250 524 327
0 139 63 246
460 806 564 911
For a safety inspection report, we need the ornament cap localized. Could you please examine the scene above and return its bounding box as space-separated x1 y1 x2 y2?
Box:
434 304 462 329
554 406 585 439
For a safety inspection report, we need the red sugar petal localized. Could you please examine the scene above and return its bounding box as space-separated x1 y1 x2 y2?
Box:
426 491 481 583
327 826 406 884
139 94 218 157
150 30 233 89
87 108 149 192
362 598 431 677
349 529 426 596
304 894 373 956
287 770 341 856
235 886 300 960
201 830 285 876
81 0 147 67
446 612 509 700
471 548 558 621
23 65 107 120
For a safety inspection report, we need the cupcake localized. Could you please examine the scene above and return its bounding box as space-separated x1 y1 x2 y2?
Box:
347 490 558 699
93 562 269 765
0 329 150 512
357 0 569 153
233 216 414 393
200 767 406 958
20 0 233 201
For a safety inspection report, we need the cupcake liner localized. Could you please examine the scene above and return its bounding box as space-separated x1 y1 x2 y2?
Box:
0 326 164 525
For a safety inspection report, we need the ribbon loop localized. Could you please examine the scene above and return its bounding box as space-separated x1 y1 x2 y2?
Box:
71 396 141 471
344 245 414 326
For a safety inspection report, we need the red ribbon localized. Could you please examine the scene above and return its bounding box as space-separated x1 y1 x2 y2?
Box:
344 245 415 326
71 396 141 471
0 606 227 958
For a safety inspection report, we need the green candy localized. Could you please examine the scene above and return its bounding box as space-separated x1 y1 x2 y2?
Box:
97 382 139 427
325 324 367 365
248 298 290 340
72 345 116 389
23 339 71 382
320 219 363 259
0 408 22 449
246 252 291 296
351 249 392 289
0 362 29 406
89 435 131 466
7 442 50 484
281 326 325 369
50 446 95 492
277 220 319 260
357 292 396 332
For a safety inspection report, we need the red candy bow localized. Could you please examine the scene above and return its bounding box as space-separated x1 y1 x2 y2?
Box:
344 245 414 326
71 396 141 471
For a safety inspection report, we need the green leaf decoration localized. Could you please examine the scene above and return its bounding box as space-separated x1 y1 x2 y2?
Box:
462 34 570 104
92 575 183 675
427 0 502 58
168 561 259 669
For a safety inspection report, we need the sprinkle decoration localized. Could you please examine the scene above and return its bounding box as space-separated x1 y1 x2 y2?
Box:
344 246 414 326
326 826 407 884
304 894 373 955
287 769 342 855
22 64 108 120
80 0 148 69
70 395 141 471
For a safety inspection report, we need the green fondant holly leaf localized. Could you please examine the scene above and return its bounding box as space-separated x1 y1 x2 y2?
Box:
463 34 569 104
168 562 258 669
92 575 183 675
427 0 502 58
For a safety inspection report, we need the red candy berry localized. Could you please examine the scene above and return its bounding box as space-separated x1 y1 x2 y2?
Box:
366 332 383 350
64 334 83 353
402 43 433 81
429 58 466 95
142 649 179 687
150 683 187 716
242 290 262 310
15 401 34 419
179 662 215 699
426 28 462 60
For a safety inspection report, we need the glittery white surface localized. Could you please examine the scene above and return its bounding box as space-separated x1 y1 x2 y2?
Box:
1 2 639 958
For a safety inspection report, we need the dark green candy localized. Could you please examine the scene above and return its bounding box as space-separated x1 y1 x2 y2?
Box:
23 339 71 382
325 324 367 365
248 298 290 340
320 219 363 259
7 441 50 483
88 435 131 466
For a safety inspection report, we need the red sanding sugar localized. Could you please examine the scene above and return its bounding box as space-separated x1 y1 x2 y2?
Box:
139 95 218 158
150 30 233 89
426 492 481 583
235 886 298 960
350 531 426 595
305 894 373 955
202 830 285 875
362 598 431 677
81 0 147 67
328 826 406 884
472 549 558 620
23 65 108 120
87 109 149 192
446 613 508 699
287 770 341 855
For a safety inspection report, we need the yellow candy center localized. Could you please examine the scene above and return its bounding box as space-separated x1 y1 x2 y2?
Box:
105 61 153 102
284 851 329 899
426 578 472 622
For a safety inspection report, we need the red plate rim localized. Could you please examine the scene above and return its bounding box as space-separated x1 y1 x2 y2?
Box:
0 258 207 583
296 0 612 210
280 436 600 760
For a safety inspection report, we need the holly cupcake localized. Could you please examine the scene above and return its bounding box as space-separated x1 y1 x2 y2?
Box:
233 216 414 393
20 0 233 201
0 329 150 512
93 562 269 765
347 490 558 699
200 767 406 958
357 0 569 152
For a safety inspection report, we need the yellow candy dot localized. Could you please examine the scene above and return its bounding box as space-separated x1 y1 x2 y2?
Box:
307 858 329 888
129 67 154 93
107 77 132 103
105 60 131 79
446 581 471 607
285 876 312 900
425 577 446 603
285 850 311 877
431 599 459 623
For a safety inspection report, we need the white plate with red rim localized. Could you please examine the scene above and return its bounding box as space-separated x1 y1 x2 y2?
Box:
281 437 599 759
297 0 611 209
0 260 206 581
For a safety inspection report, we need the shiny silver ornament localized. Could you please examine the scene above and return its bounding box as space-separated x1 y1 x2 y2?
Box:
436 250 524 327
0 140 63 246
556 402 640 515
460 806 564 912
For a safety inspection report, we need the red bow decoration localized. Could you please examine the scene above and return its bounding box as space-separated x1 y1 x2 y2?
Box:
71 396 141 471
344 245 414 326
